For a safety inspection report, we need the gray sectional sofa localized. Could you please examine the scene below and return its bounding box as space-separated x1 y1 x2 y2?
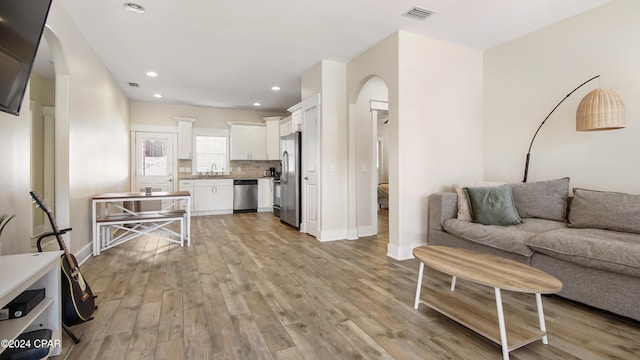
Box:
427 178 640 321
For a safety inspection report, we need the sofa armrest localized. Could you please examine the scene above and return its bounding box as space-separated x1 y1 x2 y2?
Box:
428 192 458 231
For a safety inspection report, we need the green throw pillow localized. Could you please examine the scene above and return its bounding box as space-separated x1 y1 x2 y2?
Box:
464 185 522 226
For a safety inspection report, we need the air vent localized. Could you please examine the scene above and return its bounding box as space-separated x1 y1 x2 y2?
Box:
403 6 436 21
128 82 139 87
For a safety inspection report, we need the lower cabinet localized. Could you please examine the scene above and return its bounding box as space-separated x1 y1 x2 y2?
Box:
258 178 273 212
181 178 272 215
192 179 234 214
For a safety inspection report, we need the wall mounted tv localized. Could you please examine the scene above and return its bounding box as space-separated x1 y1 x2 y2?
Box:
0 0 53 116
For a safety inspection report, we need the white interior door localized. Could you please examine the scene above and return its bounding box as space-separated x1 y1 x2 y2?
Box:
302 104 319 238
134 132 175 195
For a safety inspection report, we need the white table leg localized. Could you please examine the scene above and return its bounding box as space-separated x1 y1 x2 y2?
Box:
414 262 425 309
495 288 510 360
186 196 191 246
536 293 549 344
92 200 99 256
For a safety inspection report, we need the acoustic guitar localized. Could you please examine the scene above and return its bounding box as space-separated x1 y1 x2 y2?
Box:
30 191 96 326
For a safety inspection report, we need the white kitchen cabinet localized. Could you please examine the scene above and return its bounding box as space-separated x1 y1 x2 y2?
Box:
229 123 266 160
212 181 234 211
287 103 303 133
178 180 194 211
264 117 281 160
192 179 233 214
175 117 196 159
258 178 273 212
0 251 62 357
280 116 292 137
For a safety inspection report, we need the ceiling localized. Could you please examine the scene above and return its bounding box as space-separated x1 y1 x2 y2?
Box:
35 0 611 113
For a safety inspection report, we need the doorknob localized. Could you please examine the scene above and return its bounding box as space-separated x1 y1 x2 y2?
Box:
304 176 309 180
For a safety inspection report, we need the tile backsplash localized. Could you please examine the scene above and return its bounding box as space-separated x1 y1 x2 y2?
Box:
178 159 280 178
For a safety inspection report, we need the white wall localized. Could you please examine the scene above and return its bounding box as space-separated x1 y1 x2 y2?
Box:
484 0 640 192
347 32 483 259
395 32 484 259
300 60 348 241
130 102 283 128
354 77 388 235
0 86 32 255
347 33 400 249
47 3 131 255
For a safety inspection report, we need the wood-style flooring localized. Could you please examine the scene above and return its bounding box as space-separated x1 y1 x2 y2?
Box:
54 210 640 359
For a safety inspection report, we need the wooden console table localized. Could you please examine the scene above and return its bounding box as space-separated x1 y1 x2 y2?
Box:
413 245 562 360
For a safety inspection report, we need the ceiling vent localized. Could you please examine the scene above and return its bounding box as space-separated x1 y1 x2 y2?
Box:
128 82 139 87
403 6 436 21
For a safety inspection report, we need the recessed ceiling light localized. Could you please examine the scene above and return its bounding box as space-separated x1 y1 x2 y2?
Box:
146 71 158 77
124 2 145 13
271 86 280 91
153 93 163 98
253 102 261 106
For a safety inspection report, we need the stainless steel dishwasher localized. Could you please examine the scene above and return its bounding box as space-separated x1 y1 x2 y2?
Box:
233 179 258 213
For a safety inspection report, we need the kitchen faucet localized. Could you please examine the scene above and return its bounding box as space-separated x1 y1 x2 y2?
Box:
210 163 217 176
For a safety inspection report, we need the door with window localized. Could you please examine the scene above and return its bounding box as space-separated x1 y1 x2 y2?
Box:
134 132 175 194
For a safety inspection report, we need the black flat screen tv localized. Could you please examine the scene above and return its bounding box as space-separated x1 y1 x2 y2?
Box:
0 0 53 116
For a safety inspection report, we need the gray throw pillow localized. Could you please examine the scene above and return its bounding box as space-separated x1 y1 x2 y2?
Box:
464 185 522 226
569 188 640 234
510 177 570 221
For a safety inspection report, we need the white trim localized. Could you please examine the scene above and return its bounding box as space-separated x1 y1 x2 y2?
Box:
76 242 94 266
370 99 389 111
130 123 177 133
174 117 196 123
357 225 377 237
386 243 416 260
317 229 347 242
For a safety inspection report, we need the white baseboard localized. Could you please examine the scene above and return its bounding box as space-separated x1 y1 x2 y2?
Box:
77 242 94 266
357 225 377 238
317 229 348 242
386 243 415 260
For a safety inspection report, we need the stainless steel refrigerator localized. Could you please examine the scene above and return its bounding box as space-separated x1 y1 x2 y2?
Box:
280 132 301 229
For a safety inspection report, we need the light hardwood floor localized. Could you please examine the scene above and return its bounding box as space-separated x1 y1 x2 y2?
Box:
54 210 640 359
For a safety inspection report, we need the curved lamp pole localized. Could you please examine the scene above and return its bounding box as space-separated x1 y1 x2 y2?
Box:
522 75 600 183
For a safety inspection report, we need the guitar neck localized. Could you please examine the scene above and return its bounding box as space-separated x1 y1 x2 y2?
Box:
31 192 77 270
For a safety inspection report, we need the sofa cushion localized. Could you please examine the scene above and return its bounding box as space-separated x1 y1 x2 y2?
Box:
510 177 569 221
528 228 640 277
569 188 640 234
454 181 504 221
464 185 522 226
443 218 567 257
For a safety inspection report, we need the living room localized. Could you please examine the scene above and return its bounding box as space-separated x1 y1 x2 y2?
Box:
0 0 639 358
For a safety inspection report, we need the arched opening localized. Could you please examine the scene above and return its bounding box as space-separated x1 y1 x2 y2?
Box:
349 76 389 240
29 26 71 249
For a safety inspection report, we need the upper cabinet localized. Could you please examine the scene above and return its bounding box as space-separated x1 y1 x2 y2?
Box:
228 117 282 161
175 117 196 159
264 116 282 160
286 103 303 133
229 122 267 160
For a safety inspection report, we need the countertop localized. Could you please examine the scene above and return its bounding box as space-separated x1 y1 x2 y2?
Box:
179 176 278 180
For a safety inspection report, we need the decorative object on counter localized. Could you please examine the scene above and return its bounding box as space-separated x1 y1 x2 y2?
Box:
522 75 625 183
145 186 152 195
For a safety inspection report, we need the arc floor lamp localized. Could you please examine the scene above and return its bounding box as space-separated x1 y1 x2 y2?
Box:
522 75 626 183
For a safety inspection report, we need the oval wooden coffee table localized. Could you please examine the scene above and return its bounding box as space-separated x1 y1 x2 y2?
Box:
413 245 562 360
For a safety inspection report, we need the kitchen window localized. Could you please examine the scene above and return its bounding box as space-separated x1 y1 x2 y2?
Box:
193 129 229 175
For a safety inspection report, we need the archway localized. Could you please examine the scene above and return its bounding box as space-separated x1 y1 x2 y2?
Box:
348 76 389 239
37 26 71 247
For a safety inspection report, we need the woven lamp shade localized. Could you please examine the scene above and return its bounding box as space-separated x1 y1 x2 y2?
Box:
576 89 626 131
